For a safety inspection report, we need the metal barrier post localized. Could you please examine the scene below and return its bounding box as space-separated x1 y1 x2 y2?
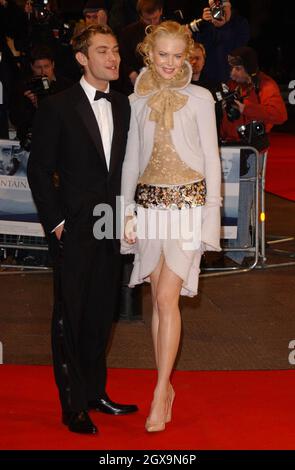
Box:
202 145 260 277
260 151 268 263
257 148 295 270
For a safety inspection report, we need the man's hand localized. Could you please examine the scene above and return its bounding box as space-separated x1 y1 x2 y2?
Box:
202 5 228 28
202 7 213 22
55 224 64 241
24 90 38 108
234 99 245 114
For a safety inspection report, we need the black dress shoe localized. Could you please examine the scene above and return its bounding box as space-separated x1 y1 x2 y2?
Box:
88 397 138 415
62 410 98 434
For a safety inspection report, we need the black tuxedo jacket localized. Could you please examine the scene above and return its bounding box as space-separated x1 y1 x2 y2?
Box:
27 82 131 247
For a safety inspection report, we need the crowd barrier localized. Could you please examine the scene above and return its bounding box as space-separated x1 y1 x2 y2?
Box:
201 145 295 278
202 144 261 277
0 142 294 275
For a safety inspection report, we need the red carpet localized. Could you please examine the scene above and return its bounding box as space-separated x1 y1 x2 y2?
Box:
266 133 295 201
0 366 295 450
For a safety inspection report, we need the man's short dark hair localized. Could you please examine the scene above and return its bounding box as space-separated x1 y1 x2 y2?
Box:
30 45 54 64
83 0 107 16
136 0 163 15
72 24 116 58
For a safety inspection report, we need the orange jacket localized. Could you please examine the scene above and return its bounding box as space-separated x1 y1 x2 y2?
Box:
220 72 288 142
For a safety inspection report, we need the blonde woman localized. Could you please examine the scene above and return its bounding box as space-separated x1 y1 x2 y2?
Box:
121 21 221 432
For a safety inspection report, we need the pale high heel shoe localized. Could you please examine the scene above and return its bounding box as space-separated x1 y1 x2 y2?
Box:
165 385 175 424
145 401 166 432
145 386 175 432
145 417 166 433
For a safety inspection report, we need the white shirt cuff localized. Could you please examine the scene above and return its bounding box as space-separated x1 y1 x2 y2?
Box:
51 220 65 233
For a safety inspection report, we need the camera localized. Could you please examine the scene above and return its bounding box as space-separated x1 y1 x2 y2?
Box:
211 0 226 21
25 75 51 96
30 0 51 23
215 83 243 122
237 121 269 151
237 121 265 140
54 22 75 46
189 0 226 32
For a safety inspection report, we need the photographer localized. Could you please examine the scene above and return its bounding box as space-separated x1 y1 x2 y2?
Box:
0 48 10 139
0 0 26 41
73 0 108 37
83 0 108 26
190 1 250 82
220 46 287 265
21 0 62 49
0 35 20 138
10 44 72 147
119 0 163 93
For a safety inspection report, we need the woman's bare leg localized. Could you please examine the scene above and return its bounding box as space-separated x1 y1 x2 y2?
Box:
147 261 182 429
150 255 164 367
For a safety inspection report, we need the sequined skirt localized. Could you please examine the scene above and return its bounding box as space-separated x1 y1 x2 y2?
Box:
135 180 206 210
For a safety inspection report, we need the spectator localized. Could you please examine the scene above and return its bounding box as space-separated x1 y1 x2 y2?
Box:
0 0 26 41
10 44 72 146
108 0 138 33
190 41 211 88
84 0 108 26
191 0 250 82
0 32 20 138
220 46 287 265
163 0 196 24
0 44 11 138
190 41 222 133
119 0 163 93
73 0 108 36
19 0 63 52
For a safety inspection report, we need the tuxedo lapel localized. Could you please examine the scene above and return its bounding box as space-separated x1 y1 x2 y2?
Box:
75 85 108 172
109 93 123 176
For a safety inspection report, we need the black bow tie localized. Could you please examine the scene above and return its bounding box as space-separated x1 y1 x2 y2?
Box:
94 90 112 102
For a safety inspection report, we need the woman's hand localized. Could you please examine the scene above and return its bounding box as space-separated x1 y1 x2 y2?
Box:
124 215 137 245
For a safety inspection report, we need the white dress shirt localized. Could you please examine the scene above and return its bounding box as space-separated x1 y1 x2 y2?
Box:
52 76 114 233
80 75 113 170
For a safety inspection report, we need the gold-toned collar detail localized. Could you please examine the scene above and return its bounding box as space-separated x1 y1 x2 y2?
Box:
135 61 192 130
135 60 192 96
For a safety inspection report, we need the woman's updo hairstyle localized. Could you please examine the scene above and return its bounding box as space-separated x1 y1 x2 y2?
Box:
137 20 195 67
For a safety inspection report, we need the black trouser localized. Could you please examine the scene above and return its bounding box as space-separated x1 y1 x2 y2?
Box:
49 232 122 412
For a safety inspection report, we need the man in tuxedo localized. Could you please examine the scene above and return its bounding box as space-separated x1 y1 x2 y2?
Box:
28 24 138 434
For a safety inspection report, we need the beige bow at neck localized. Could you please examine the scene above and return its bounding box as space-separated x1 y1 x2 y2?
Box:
135 61 192 130
147 88 188 130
